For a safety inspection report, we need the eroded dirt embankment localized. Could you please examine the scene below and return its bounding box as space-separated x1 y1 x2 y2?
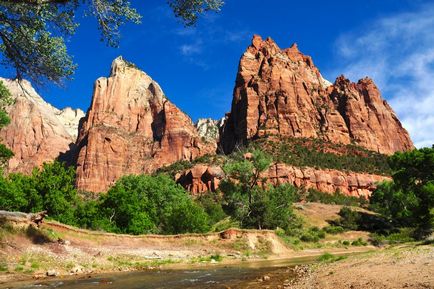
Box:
0 208 376 285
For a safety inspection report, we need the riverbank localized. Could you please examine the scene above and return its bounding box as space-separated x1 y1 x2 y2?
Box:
0 205 378 286
285 244 434 289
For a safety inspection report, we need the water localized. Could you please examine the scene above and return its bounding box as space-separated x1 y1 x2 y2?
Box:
2 257 314 289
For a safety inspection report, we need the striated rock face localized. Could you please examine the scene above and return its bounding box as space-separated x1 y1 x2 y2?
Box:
220 35 413 155
75 57 215 193
55 107 85 139
0 78 84 173
176 163 389 198
195 118 223 143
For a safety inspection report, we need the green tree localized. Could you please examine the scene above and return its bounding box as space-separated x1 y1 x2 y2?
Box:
221 149 300 230
245 184 298 230
371 146 434 238
0 0 224 86
223 149 272 206
98 174 209 234
0 81 13 170
0 161 80 226
32 161 79 224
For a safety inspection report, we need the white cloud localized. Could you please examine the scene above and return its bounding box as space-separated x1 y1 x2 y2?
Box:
332 4 434 148
179 41 203 56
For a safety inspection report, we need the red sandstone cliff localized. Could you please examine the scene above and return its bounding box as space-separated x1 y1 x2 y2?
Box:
176 163 389 198
75 57 215 192
220 35 413 155
0 78 84 173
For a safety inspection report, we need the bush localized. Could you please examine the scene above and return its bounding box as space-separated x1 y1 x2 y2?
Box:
324 225 345 235
300 227 326 242
317 252 346 263
334 207 360 230
351 237 367 246
196 193 227 226
97 174 210 235
369 228 415 246
370 147 434 239
0 161 80 226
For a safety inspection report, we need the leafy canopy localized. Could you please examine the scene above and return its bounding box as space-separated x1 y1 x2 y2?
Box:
0 80 13 170
370 146 434 238
0 0 224 86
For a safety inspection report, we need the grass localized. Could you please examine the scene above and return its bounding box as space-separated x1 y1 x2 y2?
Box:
317 252 347 263
189 254 224 263
107 255 178 269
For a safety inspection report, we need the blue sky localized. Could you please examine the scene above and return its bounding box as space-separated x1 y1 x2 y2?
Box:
1 0 433 147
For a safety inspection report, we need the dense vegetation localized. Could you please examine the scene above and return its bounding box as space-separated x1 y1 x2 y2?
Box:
333 146 434 241
253 137 391 175
0 139 432 244
370 146 434 239
0 162 210 235
0 81 13 170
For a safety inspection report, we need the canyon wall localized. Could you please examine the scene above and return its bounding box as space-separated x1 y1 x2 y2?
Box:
74 57 215 192
220 35 413 155
176 163 389 198
0 78 83 174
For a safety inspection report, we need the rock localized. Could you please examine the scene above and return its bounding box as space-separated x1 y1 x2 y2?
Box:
55 107 85 139
0 78 84 174
262 275 271 281
46 269 59 277
75 57 215 193
176 164 224 195
70 265 84 274
176 163 390 197
195 118 224 143
220 35 413 155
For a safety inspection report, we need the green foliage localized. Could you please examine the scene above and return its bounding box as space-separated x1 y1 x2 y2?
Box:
96 174 210 234
334 207 360 231
299 227 326 242
196 192 227 226
0 80 13 170
323 225 345 235
0 1 223 85
369 228 415 246
0 161 80 225
168 0 224 26
370 181 417 226
350 237 367 246
223 149 272 205
370 146 434 238
317 252 346 263
254 138 391 175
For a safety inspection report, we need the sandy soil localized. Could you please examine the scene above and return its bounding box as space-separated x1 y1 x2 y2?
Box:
285 244 434 289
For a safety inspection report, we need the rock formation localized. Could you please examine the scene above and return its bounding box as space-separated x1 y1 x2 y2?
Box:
75 57 215 193
220 35 413 155
176 163 389 198
195 118 225 143
0 78 84 173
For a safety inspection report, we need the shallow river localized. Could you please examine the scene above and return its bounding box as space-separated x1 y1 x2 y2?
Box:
3 257 315 289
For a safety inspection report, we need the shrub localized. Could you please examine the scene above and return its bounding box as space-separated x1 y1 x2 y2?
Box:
97 174 210 235
334 207 360 230
324 225 345 234
317 252 346 263
300 227 326 242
